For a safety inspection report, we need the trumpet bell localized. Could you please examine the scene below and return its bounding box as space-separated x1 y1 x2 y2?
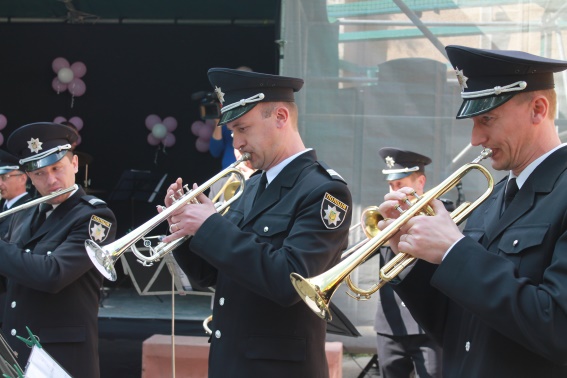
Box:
85 239 117 281
290 273 333 321
360 205 381 238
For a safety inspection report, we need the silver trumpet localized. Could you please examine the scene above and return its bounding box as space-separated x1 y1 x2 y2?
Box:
85 153 251 281
0 184 78 218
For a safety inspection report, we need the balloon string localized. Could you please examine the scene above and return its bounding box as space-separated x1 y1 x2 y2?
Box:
70 95 75 109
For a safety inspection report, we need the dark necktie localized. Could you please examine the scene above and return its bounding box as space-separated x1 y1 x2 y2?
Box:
2 203 7 212
31 203 51 234
254 172 268 204
503 178 519 212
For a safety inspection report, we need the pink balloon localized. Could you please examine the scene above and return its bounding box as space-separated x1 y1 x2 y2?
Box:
69 116 83 131
0 133 4 146
145 114 161 131
198 124 212 140
191 120 205 136
53 116 67 124
163 117 178 132
195 137 209 153
162 133 176 147
70 61 87 78
69 78 86 97
52 77 68 93
52 57 70 73
147 133 161 146
0 114 7 130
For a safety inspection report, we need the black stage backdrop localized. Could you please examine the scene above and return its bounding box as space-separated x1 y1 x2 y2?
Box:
0 21 277 377
0 22 277 237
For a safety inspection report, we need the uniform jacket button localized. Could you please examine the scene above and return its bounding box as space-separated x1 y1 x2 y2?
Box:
215 330 221 338
25 249 30 253
263 226 269 232
219 297 225 306
465 341 471 351
10 329 16 336
10 301 15 309
47 251 52 256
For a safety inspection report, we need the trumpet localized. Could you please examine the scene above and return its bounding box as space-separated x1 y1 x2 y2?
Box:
290 148 494 321
85 153 250 281
0 184 78 219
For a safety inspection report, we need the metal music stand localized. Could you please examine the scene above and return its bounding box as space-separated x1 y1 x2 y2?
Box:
109 169 168 204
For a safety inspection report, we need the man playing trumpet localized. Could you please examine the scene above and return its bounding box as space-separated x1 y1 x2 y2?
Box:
377 46 567 376
162 68 352 377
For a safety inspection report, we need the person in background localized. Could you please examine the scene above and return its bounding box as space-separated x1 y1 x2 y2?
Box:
0 150 32 239
209 66 253 169
377 45 567 376
373 147 442 378
1 122 117 378
162 68 352 377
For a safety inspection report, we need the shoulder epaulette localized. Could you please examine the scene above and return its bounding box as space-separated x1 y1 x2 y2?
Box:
82 195 107 207
318 161 347 184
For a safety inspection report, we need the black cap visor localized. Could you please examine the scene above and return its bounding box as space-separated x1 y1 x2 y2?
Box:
386 172 413 181
456 93 515 119
22 150 69 172
219 103 258 125
0 167 19 175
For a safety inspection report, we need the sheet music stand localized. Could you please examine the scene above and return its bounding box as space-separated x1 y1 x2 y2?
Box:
109 169 168 203
119 249 213 297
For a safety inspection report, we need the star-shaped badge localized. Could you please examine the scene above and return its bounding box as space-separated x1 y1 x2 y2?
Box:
214 86 225 104
386 156 395 168
323 205 341 227
90 223 107 242
27 138 43 154
455 67 468 91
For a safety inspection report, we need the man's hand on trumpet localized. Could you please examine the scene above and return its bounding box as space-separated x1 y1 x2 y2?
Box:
377 188 464 264
159 178 217 243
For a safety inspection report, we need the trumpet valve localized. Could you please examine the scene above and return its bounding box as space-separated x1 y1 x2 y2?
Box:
183 184 190 192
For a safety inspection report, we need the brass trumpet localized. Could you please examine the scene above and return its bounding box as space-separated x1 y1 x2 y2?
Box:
290 149 494 321
85 153 250 281
0 184 78 218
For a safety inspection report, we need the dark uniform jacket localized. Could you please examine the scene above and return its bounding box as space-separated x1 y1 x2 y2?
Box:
0 187 116 378
395 146 567 377
0 193 32 239
175 150 352 378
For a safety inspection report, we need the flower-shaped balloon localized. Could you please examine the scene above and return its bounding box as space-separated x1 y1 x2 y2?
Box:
190 119 215 153
52 58 87 108
0 114 7 146
54 116 83 146
145 115 177 148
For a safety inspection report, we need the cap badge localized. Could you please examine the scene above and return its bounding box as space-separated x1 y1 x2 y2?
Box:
214 86 225 104
455 67 469 91
385 156 395 168
27 138 43 154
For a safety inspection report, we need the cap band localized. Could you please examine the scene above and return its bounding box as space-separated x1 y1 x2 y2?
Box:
221 93 265 114
382 166 419 175
0 165 20 171
19 144 72 165
461 81 527 99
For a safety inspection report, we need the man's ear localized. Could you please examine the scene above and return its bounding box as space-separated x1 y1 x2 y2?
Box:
531 95 549 124
275 105 289 128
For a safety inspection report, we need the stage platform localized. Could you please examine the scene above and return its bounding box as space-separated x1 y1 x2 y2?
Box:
98 286 213 378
